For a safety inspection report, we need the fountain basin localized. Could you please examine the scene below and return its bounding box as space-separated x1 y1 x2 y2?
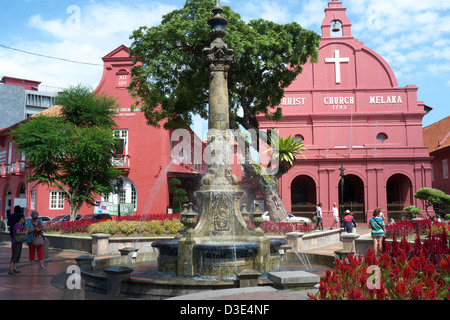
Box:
151 238 286 278
193 242 259 258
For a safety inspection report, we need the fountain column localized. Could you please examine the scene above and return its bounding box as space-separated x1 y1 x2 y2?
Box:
203 0 234 132
174 0 280 278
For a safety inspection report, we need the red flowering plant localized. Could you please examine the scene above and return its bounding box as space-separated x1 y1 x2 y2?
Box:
248 220 313 234
308 230 450 300
385 219 430 239
46 219 95 234
117 213 181 222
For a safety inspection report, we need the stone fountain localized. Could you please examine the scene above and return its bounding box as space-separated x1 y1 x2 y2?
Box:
75 2 292 300
152 0 284 279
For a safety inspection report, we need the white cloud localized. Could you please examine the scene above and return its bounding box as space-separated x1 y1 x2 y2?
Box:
238 0 291 23
3 0 450 97
259 1 291 23
341 0 450 84
1 1 177 90
293 0 325 29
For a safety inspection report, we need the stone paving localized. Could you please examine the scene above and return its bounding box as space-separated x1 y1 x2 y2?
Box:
0 227 371 300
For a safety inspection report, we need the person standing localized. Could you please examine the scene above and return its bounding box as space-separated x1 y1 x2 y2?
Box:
7 205 22 242
330 202 339 229
25 211 47 270
9 214 30 274
314 203 323 231
369 207 385 256
343 210 357 233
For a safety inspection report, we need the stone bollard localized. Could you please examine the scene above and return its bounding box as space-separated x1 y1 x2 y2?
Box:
63 276 86 300
340 233 360 253
235 269 261 288
285 232 304 252
75 255 95 271
91 233 111 255
104 266 133 297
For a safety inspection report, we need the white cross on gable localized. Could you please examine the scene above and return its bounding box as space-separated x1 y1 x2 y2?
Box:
325 50 349 84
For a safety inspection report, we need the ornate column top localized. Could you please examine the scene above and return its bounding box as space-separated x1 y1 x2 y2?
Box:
203 0 234 72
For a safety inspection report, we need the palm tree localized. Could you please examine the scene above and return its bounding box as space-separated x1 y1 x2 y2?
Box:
266 134 307 179
241 133 308 221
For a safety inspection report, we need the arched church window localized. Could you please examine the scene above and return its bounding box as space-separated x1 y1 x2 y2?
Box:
376 133 388 143
294 135 304 143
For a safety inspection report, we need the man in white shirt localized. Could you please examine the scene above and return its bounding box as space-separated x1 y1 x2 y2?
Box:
331 202 339 229
314 203 323 231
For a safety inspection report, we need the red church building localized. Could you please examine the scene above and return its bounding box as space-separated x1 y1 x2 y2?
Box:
0 45 210 220
257 0 433 224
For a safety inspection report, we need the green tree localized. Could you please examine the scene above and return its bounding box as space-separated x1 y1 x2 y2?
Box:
414 187 450 220
174 189 189 213
129 0 319 220
11 85 121 221
169 178 189 213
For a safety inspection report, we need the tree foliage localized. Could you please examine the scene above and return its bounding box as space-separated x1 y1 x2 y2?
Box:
128 0 320 131
128 0 319 220
414 187 450 220
169 178 189 213
11 85 121 220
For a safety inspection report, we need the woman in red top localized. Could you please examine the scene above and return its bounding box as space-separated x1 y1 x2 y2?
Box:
25 211 47 270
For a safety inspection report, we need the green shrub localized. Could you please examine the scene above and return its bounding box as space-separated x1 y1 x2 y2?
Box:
87 219 183 236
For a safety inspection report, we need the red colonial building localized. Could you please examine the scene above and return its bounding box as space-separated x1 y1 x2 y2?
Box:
423 116 450 195
257 0 433 225
0 45 212 220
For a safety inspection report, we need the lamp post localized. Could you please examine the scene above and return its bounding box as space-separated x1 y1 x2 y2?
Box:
339 164 346 228
114 177 124 219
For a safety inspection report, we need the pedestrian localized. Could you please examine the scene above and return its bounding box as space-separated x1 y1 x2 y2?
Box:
314 203 323 231
369 207 385 256
330 202 339 229
343 210 357 233
9 214 30 274
25 211 47 270
7 205 22 242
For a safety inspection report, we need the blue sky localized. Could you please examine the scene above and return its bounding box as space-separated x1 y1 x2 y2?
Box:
1 0 449 128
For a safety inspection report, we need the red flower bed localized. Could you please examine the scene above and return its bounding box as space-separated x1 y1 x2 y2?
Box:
308 231 450 300
385 219 448 239
116 213 181 222
248 220 313 234
46 220 95 234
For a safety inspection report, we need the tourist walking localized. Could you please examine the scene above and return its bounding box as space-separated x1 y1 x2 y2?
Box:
330 202 339 229
9 214 30 274
343 210 357 233
25 211 47 270
314 203 323 231
369 207 385 256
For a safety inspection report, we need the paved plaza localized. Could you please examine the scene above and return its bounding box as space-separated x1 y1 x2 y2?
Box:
0 227 371 301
